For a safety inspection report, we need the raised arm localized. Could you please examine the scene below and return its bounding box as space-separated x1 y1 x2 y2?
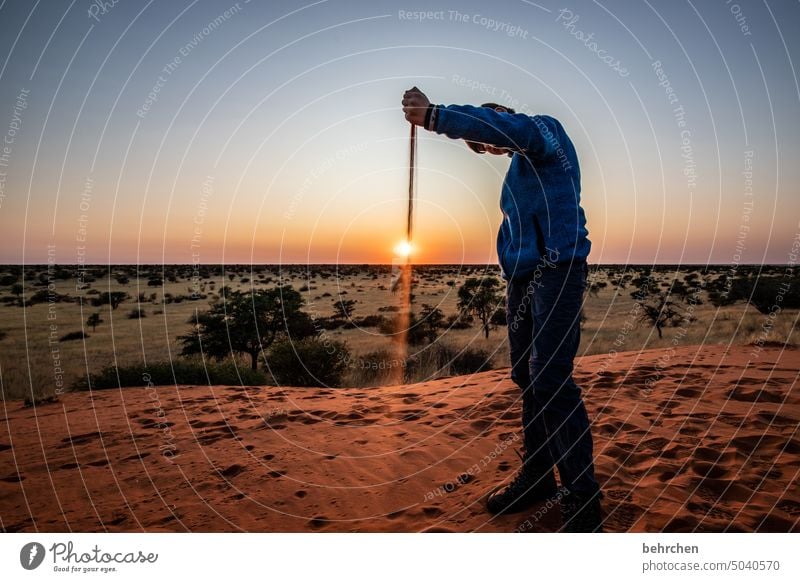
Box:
401 87 560 160
432 104 561 160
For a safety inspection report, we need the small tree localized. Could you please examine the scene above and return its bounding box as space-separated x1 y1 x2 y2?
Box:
87 312 103 331
91 291 130 310
632 286 685 339
179 286 316 370
457 277 504 339
127 307 147 319
332 298 357 320
419 303 445 343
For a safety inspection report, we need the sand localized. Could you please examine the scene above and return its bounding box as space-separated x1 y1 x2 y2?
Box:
1 344 798 532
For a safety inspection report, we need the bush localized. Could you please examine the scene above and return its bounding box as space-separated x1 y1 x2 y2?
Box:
73 360 268 390
266 338 349 387
0 274 19 286
27 289 74 306
449 346 494 375
60 330 88 342
89 291 130 309
127 307 147 319
346 349 403 386
346 343 494 386
406 343 493 379
352 314 385 328
446 313 473 329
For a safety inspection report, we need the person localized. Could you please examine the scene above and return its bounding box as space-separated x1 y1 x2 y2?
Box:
401 87 603 533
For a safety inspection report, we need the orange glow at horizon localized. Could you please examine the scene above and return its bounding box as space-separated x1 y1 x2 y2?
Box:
393 240 413 258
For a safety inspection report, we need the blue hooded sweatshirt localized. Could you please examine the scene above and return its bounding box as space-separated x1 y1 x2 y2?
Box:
430 104 590 281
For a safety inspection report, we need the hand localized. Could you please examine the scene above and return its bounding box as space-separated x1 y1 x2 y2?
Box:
402 86 431 126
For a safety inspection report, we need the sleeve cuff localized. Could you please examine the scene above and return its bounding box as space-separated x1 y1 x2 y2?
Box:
424 104 439 131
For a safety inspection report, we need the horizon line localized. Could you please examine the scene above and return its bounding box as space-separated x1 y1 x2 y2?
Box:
1 262 793 268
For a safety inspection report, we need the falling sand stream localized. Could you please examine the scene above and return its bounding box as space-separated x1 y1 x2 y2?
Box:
390 122 416 383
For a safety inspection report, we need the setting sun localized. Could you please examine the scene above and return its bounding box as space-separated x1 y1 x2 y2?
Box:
394 240 413 257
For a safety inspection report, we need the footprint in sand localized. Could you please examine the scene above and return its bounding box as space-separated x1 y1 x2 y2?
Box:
220 464 246 478
86 459 110 467
190 419 225 428
59 431 102 447
664 514 700 532
604 501 641 532
754 412 797 427
308 516 329 530
674 386 704 398
469 418 493 432
592 371 619 389
690 461 728 479
421 506 443 517
727 386 783 403
121 452 151 461
641 436 670 451
387 409 427 422
139 419 175 429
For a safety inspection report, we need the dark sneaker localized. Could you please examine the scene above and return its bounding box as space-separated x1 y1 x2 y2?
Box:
560 493 604 532
486 466 558 516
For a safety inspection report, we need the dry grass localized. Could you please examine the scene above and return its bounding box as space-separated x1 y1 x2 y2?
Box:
0 265 796 400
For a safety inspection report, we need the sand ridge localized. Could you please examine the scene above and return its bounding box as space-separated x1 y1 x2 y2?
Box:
1 344 798 532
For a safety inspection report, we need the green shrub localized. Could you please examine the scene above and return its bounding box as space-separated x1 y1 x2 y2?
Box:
60 330 88 342
127 307 147 319
346 349 403 386
406 343 493 379
352 314 385 328
346 343 493 386
266 338 349 387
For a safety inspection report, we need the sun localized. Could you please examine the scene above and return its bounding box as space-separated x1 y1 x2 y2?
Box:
394 240 413 258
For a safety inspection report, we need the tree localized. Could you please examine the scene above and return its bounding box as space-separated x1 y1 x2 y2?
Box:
90 291 130 310
87 312 103 331
178 286 316 370
332 298 357 320
10 283 23 304
631 285 685 339
419 303 445 343
457 277 504 339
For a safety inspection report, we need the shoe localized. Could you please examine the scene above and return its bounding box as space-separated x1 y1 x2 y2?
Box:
485 465 558 516
560 492 604 532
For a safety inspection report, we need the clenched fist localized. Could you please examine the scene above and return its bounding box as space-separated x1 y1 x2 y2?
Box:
402 86 431 126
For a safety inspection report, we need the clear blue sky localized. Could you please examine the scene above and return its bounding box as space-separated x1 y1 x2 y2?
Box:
0 0 798 264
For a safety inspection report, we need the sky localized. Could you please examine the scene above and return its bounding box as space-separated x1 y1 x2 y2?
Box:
0 0 798 265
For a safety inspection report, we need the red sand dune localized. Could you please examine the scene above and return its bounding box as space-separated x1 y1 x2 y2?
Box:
1 344 798 532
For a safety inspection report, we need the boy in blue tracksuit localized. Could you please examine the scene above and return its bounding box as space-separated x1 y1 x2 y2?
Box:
402 87 603 532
